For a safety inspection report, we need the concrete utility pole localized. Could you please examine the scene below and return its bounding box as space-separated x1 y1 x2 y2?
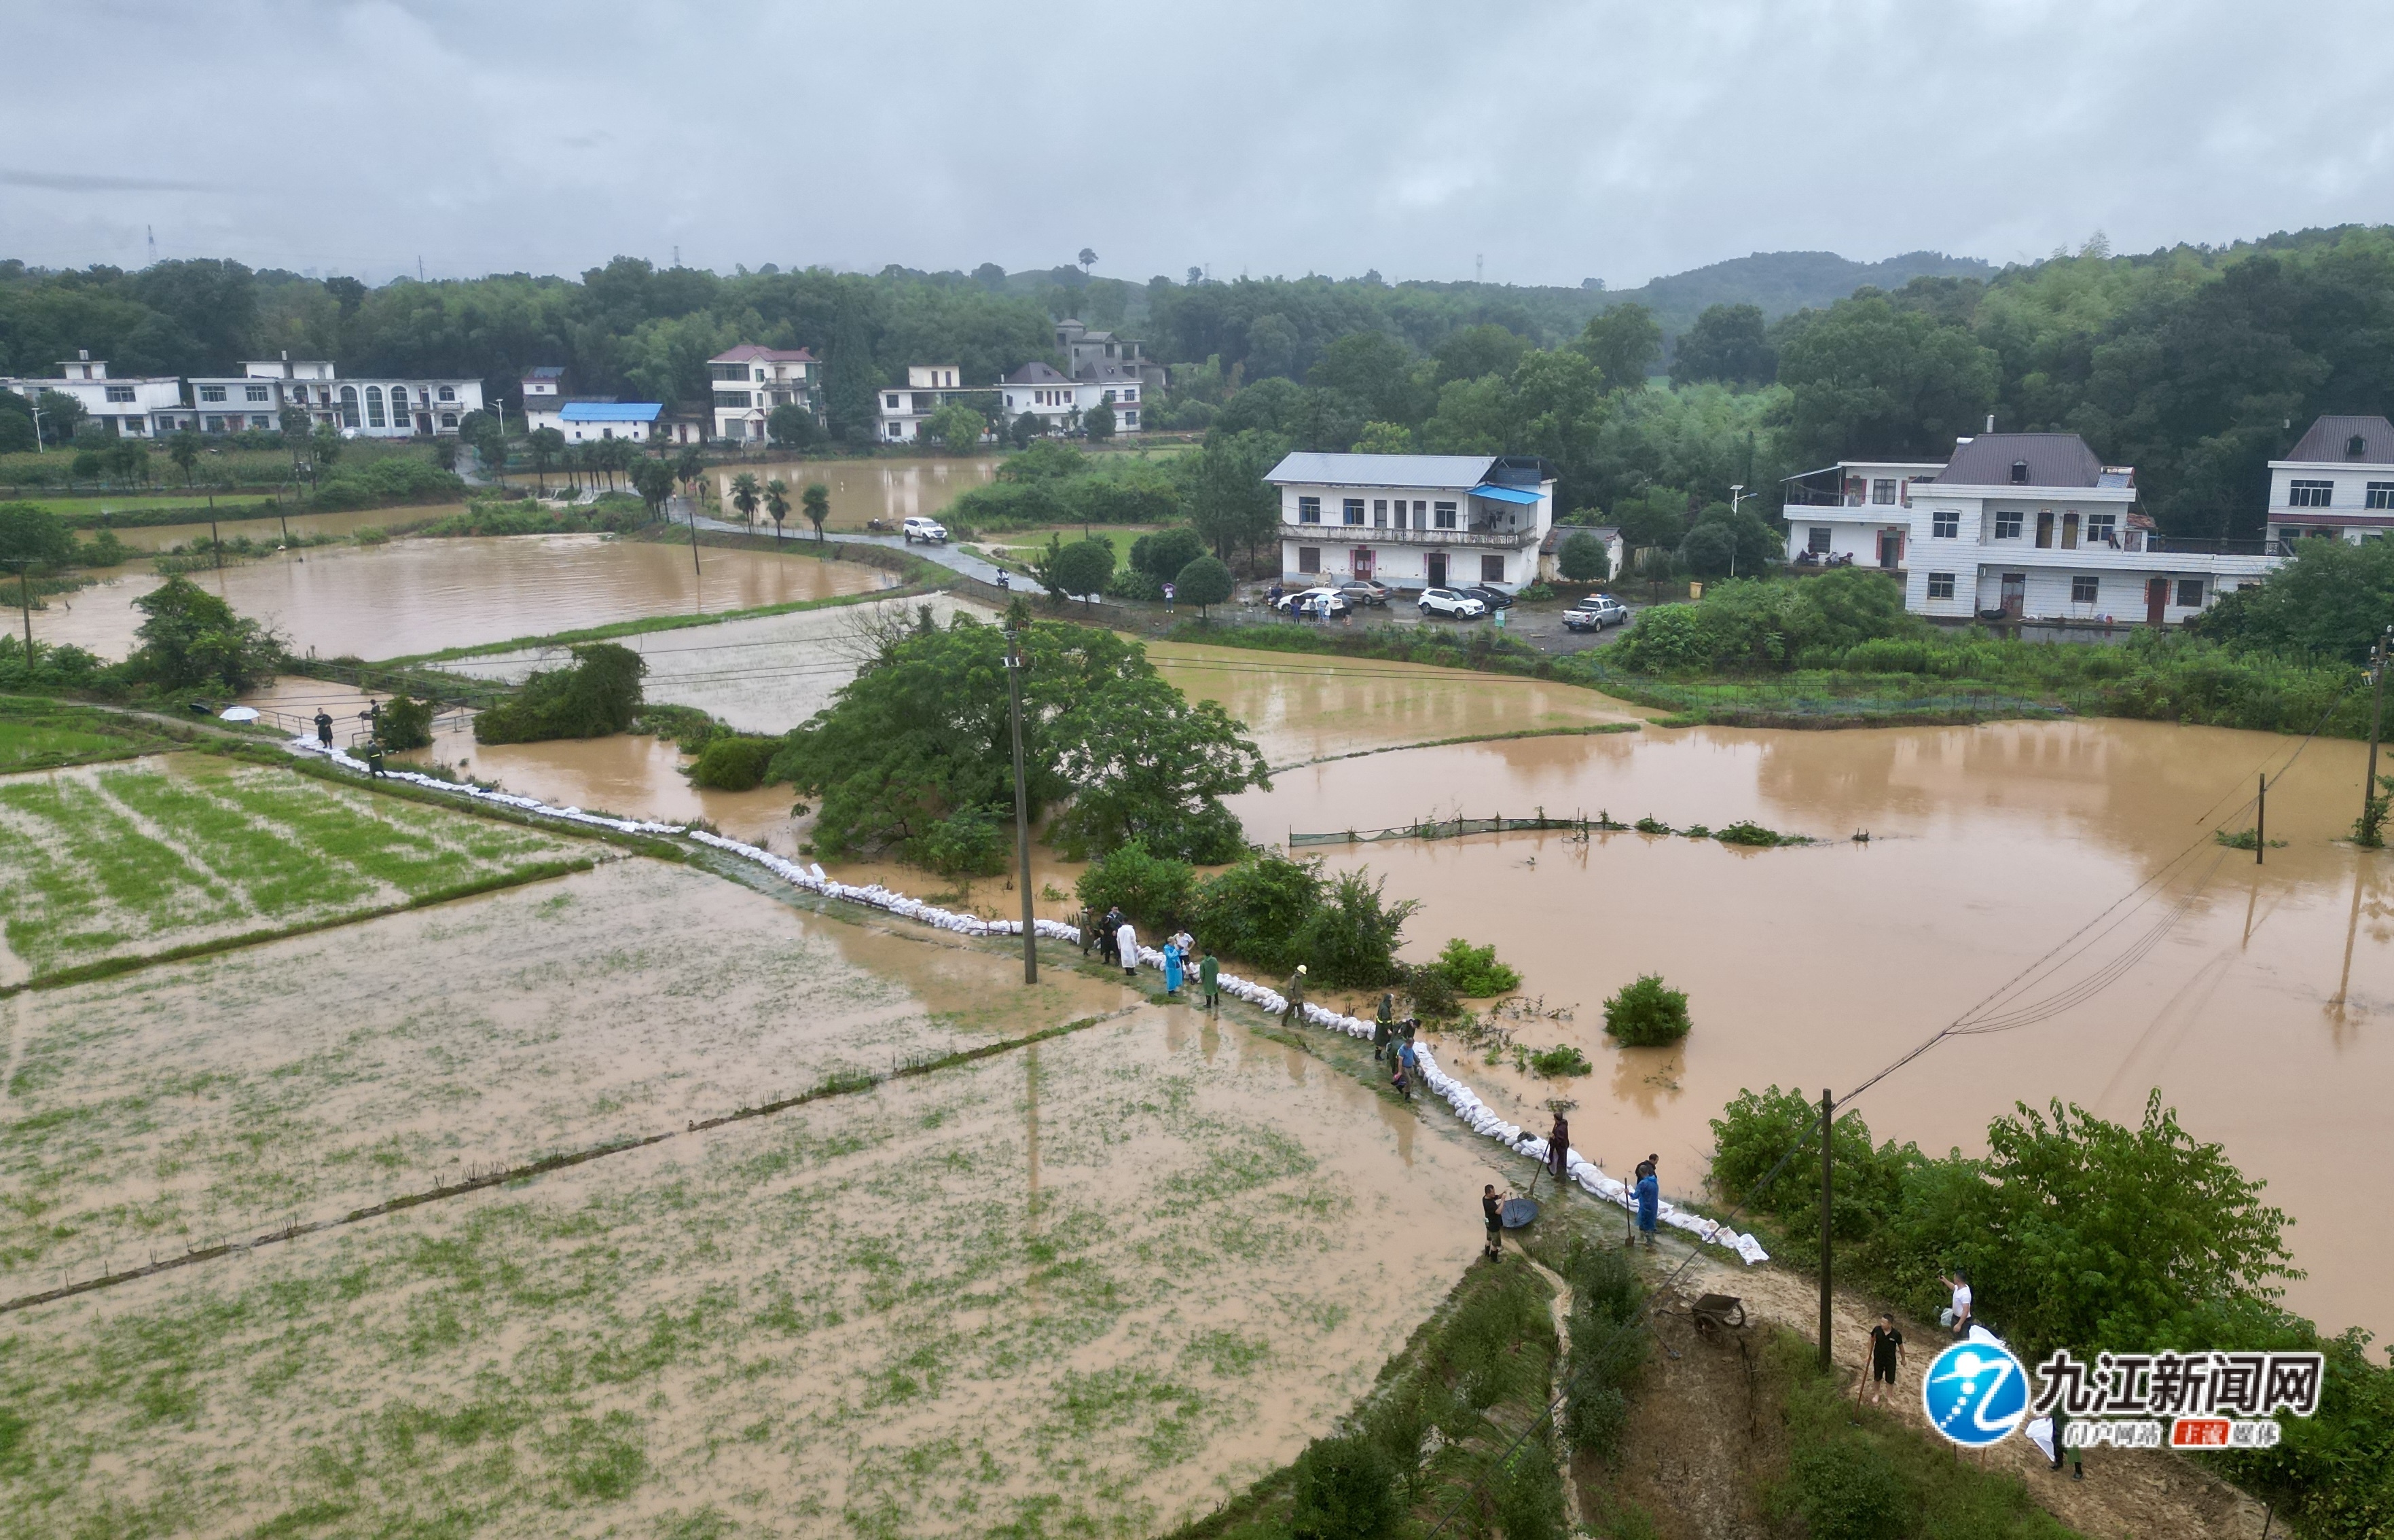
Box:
1819 1088 1834 1371
2257 774 2267 866
1005 630 1037 983
2365 628 2391 834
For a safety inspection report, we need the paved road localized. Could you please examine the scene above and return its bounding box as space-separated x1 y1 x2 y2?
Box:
686 513 1084 602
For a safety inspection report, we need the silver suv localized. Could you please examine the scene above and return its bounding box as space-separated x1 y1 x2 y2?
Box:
901 517 947 544
1418 587 1487 619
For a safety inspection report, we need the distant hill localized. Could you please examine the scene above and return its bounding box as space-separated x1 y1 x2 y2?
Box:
1603 249 1994 332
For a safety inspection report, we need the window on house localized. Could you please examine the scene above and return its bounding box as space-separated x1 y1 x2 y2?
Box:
199 385 226 402
1298 496 1321 524
1298 547 1320 573
2368 483 2394 510
1872 479 1896 505
2176 578 2206 608
2289 479 2334 507
1373 498 1387 526
1807 526 1831 554
1343 498 1365 526
2071 574 2099 604
1433 501 1457 530
1927 572 1955 600
251 415 271 429
204 416 225 433
365 386 385 428
1931 510 1959 538
1481 555 1505 581
2086 513 2118 545
1993 511 2023 539
105 385 134 403
245 384 269 402
440 412 457 428
438 386 455 402
754 368 767 382
2011 460 2030 484
714 392 751 410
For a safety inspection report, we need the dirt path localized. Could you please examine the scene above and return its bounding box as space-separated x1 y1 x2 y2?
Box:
1667 1243 2274 1539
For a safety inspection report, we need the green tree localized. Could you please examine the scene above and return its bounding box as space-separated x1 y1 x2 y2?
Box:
125 575 284 691
1037 534 1116 604
801 481 831 542
1578 302 1662 391
765 478 791 540
1672 302 1775 386
310 420 344 482
1011 410 1044 447
1174 553 1235 618
1351 420 1415 454
1084 399 1117 442
729 471 762 527
1130 526 1206 581
34 389 85 445
768 400 820 450
632 456 675 519
1186 430 1284 564
107 440 149 486
2192 536 2394 664
527 426 565 494
1557 528 1610 583
1603 974 1690 1046
166 430 203 487
1286 1434 1399 1540
0 502 78 651
922 400 986 454
1432 324 1529 387
1309 331 1427 425
475 643 647 743
1775 293 2000 463
674 445 705 494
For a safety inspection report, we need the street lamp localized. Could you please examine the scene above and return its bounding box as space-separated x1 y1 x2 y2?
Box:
1727 483 1756 578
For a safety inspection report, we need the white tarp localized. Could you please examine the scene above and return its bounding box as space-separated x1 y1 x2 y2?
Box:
285 735 1764 1264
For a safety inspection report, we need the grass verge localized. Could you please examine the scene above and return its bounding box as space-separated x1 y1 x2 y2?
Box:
0 695 195 771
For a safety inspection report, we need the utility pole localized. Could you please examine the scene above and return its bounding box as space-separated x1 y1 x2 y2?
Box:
2365 629 2391 835
1819 1089 1834 1371
2257 773 2267 866
1005 629 1037 983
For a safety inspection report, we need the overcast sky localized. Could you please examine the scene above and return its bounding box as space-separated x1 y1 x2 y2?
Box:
7 0 2391 291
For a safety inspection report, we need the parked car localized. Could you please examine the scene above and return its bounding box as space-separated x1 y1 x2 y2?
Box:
1336 579 1392 607
1562 594 1631 631
1418 587 1488 619
1275 585 1352 618
1462 584 1517 610
901 517 948 544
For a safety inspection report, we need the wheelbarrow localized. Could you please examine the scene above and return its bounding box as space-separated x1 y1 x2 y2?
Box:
1690 1293 1747 1338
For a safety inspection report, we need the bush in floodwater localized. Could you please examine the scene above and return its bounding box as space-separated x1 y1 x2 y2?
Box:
1295 868 1418 988
1404 962 1461 1019
1633 815 1671 835
1433 937 1521 996
1527 1043 1592 1078
687 734 779 791
377 693 434 751
474 642 645 744
1716 820 1797 847
1188 850 1322 974
1603 973 1690 1046
909 805 1009 879
1075 839 1195 933
1286 1433 1400 1540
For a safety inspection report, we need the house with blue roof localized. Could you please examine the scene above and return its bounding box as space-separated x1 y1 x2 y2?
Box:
1262 452 1557 593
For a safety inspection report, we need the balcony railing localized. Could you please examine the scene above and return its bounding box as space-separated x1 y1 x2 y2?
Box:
1286 522 1540 549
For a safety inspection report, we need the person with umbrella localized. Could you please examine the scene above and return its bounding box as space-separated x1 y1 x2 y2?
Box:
314 709 334 750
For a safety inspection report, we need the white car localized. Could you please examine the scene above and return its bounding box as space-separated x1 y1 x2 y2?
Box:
901 517 948 544
1275 585 1351 618
1417 587 1487 619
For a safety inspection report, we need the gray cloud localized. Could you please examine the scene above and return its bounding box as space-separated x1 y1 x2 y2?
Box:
3 171 213 194
1 0 2389 287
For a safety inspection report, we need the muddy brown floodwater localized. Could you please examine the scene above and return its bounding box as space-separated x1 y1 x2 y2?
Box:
1234 718 2394 1340
32 534 894 661
94 506 466 553
695 454 998 534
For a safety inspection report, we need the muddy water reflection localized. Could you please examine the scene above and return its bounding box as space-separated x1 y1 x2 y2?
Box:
699 455 997 533
101 506 464 552
1240 720 2394 1338
38 534 892 661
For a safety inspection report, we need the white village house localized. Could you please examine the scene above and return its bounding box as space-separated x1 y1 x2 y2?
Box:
1782 433 2277 625
709 344 820 444
876 366 971 443
1 351 184 438
1264 452 1555 592
184 356 484 438
2265 414 2394 551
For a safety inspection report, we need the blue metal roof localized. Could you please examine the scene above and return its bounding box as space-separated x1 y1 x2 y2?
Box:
561 401 661 422
1470 482 1542 506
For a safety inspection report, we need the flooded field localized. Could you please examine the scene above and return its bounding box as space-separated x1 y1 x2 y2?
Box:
30 534 894 661
0 859 1132 1295
694 454 998 534
96 505 466 553
1 910 1476 1539
1237 718 2394 1339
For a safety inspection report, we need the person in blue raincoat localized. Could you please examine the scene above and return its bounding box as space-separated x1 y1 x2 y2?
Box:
1162 936 1184 997
1635 1163 1660 1248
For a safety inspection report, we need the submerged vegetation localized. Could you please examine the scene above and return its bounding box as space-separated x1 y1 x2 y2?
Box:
473 642 647 744
1076 844 1421 988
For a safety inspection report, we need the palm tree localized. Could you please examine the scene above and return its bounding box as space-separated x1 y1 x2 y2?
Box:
765 479 791 543
528 427 564 495
730 471 761 528
802 482 831 543
675 445 704 496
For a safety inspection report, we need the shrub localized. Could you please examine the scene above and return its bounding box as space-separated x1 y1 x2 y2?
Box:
474 642 645 744
910 805 1010 879
1433 937 1521 995
124 576 284 691
1175 554 1237 616
1783 1442 1908 1540
1527 1044 1592 1078
1296 868 1418 987
1404 962 1460 1018
1106 566 1164 602
687 734 779 790
1189 851 1322 973
1715 820 1797 846
1129 525 1205 581
1557 528 1610 583
1633 816 1671 835
1603 974 1690 1046
377 693 434 751
1286 1433 1399 1540
1074 839 1195 932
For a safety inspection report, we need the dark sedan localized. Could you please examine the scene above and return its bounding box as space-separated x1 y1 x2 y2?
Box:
1462 584 1517 610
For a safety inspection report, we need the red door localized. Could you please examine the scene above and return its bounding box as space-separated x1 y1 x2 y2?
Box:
2145 579 2168 626
1352 547 1374 578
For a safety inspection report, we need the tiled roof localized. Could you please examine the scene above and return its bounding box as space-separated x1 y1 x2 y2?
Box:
710 344 817 363
1265 453 1501 490
1006 362 1072 384
1938 433 2107 490
2284 414 2394 465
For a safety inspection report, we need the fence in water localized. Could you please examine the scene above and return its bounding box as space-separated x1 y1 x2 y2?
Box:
1289 811 1615 849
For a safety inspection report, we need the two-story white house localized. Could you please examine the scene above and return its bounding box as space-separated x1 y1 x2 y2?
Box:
1 351 185 438
1000 362 1100 434
877 366 970 442
1263 452 1556 592
709 345 820 444
2265 415 2394 551
183 356 484 438
1786 433 2279 625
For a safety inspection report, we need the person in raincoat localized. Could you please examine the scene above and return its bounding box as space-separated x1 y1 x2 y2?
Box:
314 709 334 749
1279 964 1307 1025
1199 947 1220 1010
1635 1164 1660 1247
1373 994 1395 1062
1115 918 1139 978
1546 1111 1571 1182
1100 906 1123 966
363 739 388 779
1162 936 1184 996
